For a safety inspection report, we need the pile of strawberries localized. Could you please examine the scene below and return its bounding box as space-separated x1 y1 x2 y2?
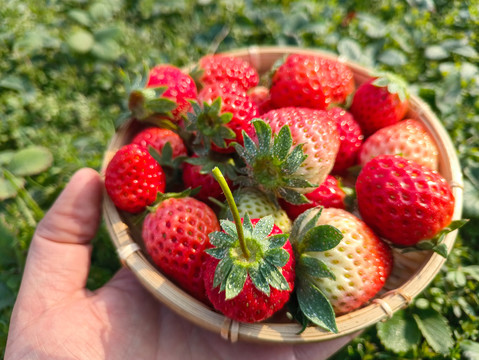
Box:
104 52 457 332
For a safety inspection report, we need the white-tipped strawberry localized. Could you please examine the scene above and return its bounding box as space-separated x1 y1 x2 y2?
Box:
358 119 439 171
234 114 339 206
229 187 292 233
261 107 340 190
291 207 393 316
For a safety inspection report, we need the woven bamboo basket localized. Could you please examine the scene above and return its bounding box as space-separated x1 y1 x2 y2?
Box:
101 46 464 343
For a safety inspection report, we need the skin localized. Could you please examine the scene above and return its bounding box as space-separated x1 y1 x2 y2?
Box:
5 168 358 360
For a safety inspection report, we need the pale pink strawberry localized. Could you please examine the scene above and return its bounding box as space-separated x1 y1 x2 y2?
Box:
358 119 439 171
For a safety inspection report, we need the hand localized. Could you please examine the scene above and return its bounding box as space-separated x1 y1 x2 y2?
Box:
5 168 357 360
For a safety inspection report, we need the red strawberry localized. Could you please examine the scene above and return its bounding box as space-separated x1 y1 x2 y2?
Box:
203 168 294 323
292 207 393 315
358 119 439 171
281 175 347 220
131 127 187 158
197 83 258 153
142 195 220 303
105 144 166 213
327 107 364 174
269 53 354 110
248 85 273 115
356 155 454 246
260 107 340 193
349 75 409 136
199 54 259 91
181 155 235 203
147 64 198 120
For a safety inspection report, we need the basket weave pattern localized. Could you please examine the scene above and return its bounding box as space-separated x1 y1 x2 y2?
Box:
101 46 464 343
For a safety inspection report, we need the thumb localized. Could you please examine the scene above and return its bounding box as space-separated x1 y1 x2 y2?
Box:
17 168 103 310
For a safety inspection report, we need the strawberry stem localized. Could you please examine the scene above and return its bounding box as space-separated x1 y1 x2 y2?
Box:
212 167 250 260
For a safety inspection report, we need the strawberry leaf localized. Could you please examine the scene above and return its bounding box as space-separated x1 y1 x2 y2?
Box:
251 215 274 240
264 248 290 267
290 207 323 245
273 125 293 161
296 278 338 333
249 264 270 295
220 219 238 237
299 225 343 253
277 187 310 205
260 261 290 291
208 231 236 247
283 145 307 175
413 308 454 355
225 265 248 299
212 257 234 290
299 254 336 280
377 310 421 353
205 246 229 259
266 234 289 250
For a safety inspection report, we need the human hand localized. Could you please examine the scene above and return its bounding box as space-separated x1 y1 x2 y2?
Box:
5 168 357 360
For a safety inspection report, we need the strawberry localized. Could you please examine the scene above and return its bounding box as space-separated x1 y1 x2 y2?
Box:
281 175 347 220
181 154 236 203
358 119 439 171
291 207 393 316
327 107 364 174
142 193 220 303
146 64 198 120
355 154 455 246
196 83 258 153
248 85 273 115
236 108 339 204
104 144 166 213
269 53 354 110
349 74 409 136
230 187 292 233
203 168 295 323
131 126 187 159
198 54 259 91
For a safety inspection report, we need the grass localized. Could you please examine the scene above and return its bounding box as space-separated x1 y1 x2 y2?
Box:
1 0 478 357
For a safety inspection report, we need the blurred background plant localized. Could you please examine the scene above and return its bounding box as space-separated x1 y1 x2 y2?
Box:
1 0 478 357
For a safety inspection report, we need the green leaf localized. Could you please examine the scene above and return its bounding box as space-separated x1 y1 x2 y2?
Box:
220 219 238 237
283 145 307 174
6 146 53 177
259 261 290 291
212 257 234 289
299 225 343 253
377 310 421 353
204 246 228 259
413 308 454 355
252 216 274 241
91 39 121 61
290 207 322 245
264 248 290 267
299 253 335 280
296 279 338 333
378 49 407 66
253 120 272 156
0 176 24 200
67 29 95 54
460 340 479 360
208 231 235 248
249 264 270 295
68 9 92 26
272 125 293 161
266 234 289 250
433 243 448 258
225 264 248 299
425 45 449 60
277 187 309 205
337 38 362 62
463 265 479 281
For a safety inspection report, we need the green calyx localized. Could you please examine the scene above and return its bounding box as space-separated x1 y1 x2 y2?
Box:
234 119 316 206
185 97 236 155
371 71 409 103
401 219 469 258
207 167 291 300
288 207 343 334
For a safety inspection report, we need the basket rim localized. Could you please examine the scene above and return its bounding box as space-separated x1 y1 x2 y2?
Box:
101 45 464 343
